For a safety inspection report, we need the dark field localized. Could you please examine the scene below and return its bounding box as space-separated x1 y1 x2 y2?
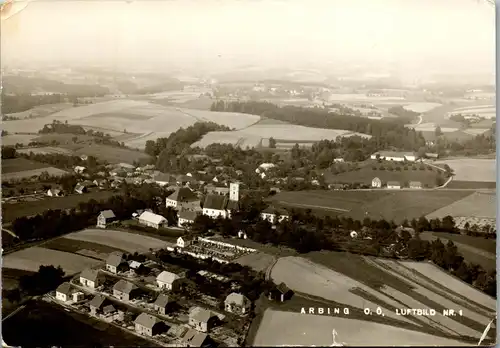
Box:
72 144 152 164
270 190 473 223
446 181 496 189
2 158 49 174
2 300 156 347
2 190 119 223
42 237 126 257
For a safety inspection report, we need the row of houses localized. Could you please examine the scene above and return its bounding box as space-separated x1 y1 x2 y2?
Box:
371 177 423 189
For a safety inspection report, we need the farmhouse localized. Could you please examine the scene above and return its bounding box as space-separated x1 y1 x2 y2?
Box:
409 181 423 189
157 271 183 291
189 307 218 333
268 282 293 302
138 211 167 229
177 236 195 248
128 260 143 274
105 251 126 274
134 313 165 337
387 181 402 189
371 177 382 188
47 188 63 197
154 173 177 186
256 163 276 173
202 182 240 219
370 151 416 162
74 183 87 194
260 206 290 224
97 210 117 228
153 294 173 315
166 187 201 211
80 269 103 289
113 279 140 301
55 282 73 302
179 328 211 348
74 166 86 174
89 294 107 316
178 210 200 228
224 293 251 316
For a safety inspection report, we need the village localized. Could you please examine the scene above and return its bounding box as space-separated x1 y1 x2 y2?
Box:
48 235 293 347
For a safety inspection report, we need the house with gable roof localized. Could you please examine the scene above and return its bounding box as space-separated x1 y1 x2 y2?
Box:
97 210 117 228
224 292 251 316
134 313 167 337
105 251 127 274
166 187 201 211
188 307 218 333
138 211 167 229
80 269 103 289
156 271 183 291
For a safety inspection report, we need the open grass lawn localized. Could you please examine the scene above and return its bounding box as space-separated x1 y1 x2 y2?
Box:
2 190 119 223
419 232 496 271
326 162 442 187
270 190 472 223
41 237 126 259
447 181 496 189
72 144 152 164
2 300 156 347
2 158 49 174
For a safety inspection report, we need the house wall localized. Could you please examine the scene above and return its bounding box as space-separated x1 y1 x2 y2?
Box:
157 280 173 291
225 302 249 315
135 324 153 337
387 185 401 189
113 290 130 301
106 264 118 273
56 292 68 302
166 199 178 208
155 305 167 315
139 219 161 229
80 278 96 289
203 208 227 219
261 213 275 223
372 180 382 188
178 200 201 211
189 318 208 333
178 218 194 228
97 215 106 228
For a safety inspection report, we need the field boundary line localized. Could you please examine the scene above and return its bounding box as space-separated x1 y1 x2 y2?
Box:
277 201 349 212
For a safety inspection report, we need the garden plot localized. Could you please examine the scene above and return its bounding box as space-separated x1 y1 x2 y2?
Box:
64 229 172 253
253 309 470 346
3 247 100 274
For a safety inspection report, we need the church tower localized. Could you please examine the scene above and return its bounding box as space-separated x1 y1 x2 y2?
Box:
229 182 239 202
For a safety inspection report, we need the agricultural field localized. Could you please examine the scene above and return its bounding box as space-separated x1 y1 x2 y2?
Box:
2 190 118 223
1 134 37 146
325 161 442 187
447 105 496 119
261 253 496 346
270 190 473 223
403 102 442 113
72 144 152 164
3 300 155 347
63 228 172 253
4 103 74 119
235 252 276 273
41 237 126 260
253 309 473 346
16 146 74 155
419 232 495 271
426 191 496 220
2 158 50 173
3 247 101 274
193 123 371 149
2 167 68 182
435 159 495 182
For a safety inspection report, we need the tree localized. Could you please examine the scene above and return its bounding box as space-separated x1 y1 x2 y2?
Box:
435 126 443 137
269 137 276 149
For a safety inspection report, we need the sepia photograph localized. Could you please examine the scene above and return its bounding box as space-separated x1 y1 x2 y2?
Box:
0 0 497 346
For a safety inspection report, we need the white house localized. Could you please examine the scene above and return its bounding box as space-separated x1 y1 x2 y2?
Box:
387 181 401 189
224 293 251 316
237 230 247 239
156 271 183 291
370 151 416 162
260 206 289 224
138 211 167 229
97 210 116 228
177 236 195 248
409 181 422 189
74 166 86 174
47 188 63 197
166 187 200 211
178 210 199 228
371 177 382 188
80 269 102 289
56 282 73 302
256 163 276 173
333 158 344 163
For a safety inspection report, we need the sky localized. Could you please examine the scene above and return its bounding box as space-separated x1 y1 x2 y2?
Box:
0 0 495 77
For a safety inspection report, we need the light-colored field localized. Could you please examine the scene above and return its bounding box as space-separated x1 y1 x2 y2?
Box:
16 146 74 155
328 94 405 102
3 247 100 275
193 124 371 148
1 134 37 146
435 159 495 182
253 309 471 346
235 252 276 272
403 103 442 113
64 229 172 253
426 191 496 219
5 103 74 119
72 144 151 164
2 167 68 181
409 122 459 133
463 128 491 136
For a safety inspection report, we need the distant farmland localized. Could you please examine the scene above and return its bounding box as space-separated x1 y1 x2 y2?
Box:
435 159 495 182
2 158 68 182
270 190 474 223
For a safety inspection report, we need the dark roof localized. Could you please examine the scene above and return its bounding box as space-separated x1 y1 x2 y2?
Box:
178 210 199 221
113 279 138 294
106 251 124 267
387 181 401 186
154 173 176 183
189 307 214 324
56 282 72 296
180 328 208 347
134 313 160 329
100 210 116 219
226 199 239 211
168 187 198 202
89 294 106 309
275 282 291 294
154 294 170 308
103 304 116 314
80 269 100 282
203 194 228 210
